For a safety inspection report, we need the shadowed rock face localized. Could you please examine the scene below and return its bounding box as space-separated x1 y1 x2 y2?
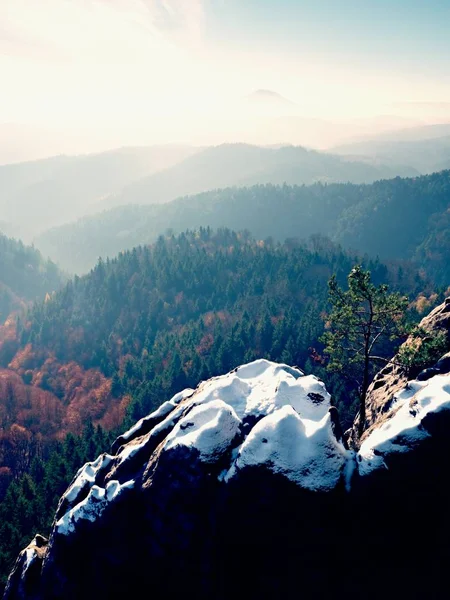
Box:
5 309 450 600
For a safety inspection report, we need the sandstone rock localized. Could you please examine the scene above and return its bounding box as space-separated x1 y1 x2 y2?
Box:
4 536 48 600
352 298 450 444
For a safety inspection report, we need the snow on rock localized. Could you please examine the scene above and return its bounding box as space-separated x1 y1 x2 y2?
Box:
114 360 336 476
57 359 450 538
180 359 346 487
53 360 450 537
56 479 134 536
54 359 349 539
358 373 450 476
64 453 114 505
186 359 331 421
76 361 346 497
119 388 194 444
4 534 48 598
24 549 36 571
114 396 199 467
164 399 241 462
116 436 151 465
229 406 348 491
55 450 134 538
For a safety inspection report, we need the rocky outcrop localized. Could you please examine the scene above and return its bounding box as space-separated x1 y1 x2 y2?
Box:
5 360 353 599
5 301 450 600
4 536 48 600
352 297 450 441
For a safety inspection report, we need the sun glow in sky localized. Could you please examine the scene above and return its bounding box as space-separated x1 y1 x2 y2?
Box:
1 0 450 158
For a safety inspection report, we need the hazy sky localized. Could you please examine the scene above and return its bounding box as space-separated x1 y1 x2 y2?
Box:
1 0 450 156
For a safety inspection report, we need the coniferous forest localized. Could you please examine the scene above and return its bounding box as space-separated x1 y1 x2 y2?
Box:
36 170 450 285
0 234 64 323
1 226 447 590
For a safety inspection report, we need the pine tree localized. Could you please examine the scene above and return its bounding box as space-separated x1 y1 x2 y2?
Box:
321 266 408 437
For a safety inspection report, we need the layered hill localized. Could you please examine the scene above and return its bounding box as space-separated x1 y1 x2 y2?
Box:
0 146 199 240
6 297 450 599
36 171 450 287
2 142 419 242
101 143 417 210
333 133 450 173
0 233 64 324
353 122 450 143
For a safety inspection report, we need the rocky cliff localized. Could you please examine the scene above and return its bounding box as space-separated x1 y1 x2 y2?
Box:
354 297 450 438
5 302 450 600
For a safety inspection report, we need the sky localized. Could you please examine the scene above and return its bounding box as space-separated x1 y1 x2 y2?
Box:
1 0 450 159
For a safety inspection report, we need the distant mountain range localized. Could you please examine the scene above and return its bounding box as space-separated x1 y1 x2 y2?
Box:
246 89 296 104
0 145 199 241
359 122 450 143
243 89 297 114
100 143 417 210
34 171 450 288
4 125 450 246
1 142 418 240
333 129 450 173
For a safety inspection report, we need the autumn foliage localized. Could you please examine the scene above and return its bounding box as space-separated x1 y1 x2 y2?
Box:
0 344 129 480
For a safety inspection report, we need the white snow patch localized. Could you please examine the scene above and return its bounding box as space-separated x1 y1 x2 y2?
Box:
358 374 450 476
123 360 346 489
227 406 348 491
120 388 194 442
184 359 329 421
65 454 113 505
55 360 357 534
164 399 241 461
24 548 35 570
56 479 134 536
344 450 357 492
116 399 194 466
116 392 202 467
117 437 149 464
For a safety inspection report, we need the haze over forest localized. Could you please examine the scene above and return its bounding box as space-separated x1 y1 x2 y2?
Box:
1 2 450 598
1 0 450 248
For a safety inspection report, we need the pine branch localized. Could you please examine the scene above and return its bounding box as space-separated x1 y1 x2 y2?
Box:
368 355 406 368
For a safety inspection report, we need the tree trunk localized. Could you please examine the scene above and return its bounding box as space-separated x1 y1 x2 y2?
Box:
358 298 374 438
358 354 370 438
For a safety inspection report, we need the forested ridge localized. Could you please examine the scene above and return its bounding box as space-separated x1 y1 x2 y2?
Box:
102 142 416 210
0 228 445 592
1 142 416 243
0 233 64 323
0 146 199 241
36 170 450 285
18 229 436 422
